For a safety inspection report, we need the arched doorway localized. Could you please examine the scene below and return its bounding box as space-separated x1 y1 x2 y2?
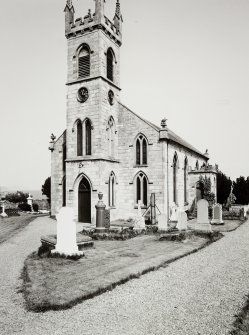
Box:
78 177 91 223
196 180 204 201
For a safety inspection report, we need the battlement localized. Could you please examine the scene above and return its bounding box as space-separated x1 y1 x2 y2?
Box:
65 1 122 46
189 164 218 174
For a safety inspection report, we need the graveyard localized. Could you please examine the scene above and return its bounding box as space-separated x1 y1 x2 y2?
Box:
20 194 247 313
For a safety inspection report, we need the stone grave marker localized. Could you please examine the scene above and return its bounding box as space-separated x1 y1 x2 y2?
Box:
170 202 178 222
211 204 224 225
134 200 145 229
177 211 188 230
158 213 168 231
195 199 212 232
52 207 83 256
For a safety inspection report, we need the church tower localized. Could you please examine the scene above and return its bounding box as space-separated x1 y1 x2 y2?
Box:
63 0 123 222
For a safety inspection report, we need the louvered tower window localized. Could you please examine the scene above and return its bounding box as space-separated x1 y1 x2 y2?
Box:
107 48 114 81
78 46 90 78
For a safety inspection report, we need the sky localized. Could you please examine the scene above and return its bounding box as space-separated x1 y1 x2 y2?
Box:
0 0 249 191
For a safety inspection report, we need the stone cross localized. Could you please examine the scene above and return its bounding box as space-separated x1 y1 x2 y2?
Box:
134 200 145 229
52 207 83 256
211 204 224 225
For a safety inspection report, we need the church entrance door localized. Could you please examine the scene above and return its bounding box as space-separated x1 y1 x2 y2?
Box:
78 177 91 223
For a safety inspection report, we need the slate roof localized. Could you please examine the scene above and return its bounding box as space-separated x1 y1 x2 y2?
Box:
119 102 207 160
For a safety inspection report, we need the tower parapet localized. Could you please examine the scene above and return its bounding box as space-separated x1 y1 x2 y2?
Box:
64 0 122 46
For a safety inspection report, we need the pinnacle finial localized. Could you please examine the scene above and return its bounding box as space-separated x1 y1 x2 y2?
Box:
115 0 121 17
67 0 73 8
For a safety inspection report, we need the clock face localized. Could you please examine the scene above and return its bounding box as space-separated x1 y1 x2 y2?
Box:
77 87 89 103
108 90 114 105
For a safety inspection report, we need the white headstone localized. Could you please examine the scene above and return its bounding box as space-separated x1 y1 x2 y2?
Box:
134 200 145 229
195 199 212 232
27 193 33 212
158 213 168 231
0 203 8 218
52 207 83 256
170 202 178 221
177 211 188 230
197 199 209 224
244 205 249 217
211 204 223 225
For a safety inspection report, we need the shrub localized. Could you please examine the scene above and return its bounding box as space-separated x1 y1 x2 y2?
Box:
5 191 29 204
32 203 39 212
18 203 32 212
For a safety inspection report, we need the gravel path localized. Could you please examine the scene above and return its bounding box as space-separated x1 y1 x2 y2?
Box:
0 217 249 335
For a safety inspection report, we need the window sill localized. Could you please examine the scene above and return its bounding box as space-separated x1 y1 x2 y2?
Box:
134 205 147 209
133 165 148 168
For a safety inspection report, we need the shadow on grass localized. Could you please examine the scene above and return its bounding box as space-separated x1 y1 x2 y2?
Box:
21 231 223 313
231 295 249 335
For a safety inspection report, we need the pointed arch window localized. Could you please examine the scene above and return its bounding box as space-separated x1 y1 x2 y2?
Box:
62 177 66 207
184 157 188 203
85 119 92 155
77 121 83 156
136 172 148 207
173 153 178 204
78 45 90 78
136 135 148 165
108 172 116 207
107 48 114 81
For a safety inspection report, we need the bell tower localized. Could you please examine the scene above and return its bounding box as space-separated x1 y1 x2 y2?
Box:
64 0 123 160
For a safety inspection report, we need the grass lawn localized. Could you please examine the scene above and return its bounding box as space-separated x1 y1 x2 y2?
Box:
22 231 222 312
0 214 37 244
188 219 243 232
231 296 249 335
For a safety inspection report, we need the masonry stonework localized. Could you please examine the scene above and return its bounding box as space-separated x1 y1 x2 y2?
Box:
50 0 218 223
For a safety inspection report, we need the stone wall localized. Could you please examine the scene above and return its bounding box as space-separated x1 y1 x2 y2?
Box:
51 131 66 216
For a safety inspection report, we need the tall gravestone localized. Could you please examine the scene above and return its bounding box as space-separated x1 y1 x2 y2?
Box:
211 204 224 225
177 211 188 230
195 199 212 232
158 213 168 231
52 207 83 256
170 202 178 222
95 192 106 232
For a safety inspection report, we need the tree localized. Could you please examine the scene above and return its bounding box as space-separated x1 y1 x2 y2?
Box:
42 177 51 205
217 172 232 205
198 176 215 206
5 191 29 204
233 176 249 205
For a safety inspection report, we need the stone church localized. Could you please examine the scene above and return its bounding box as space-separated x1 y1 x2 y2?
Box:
50 0 217 223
